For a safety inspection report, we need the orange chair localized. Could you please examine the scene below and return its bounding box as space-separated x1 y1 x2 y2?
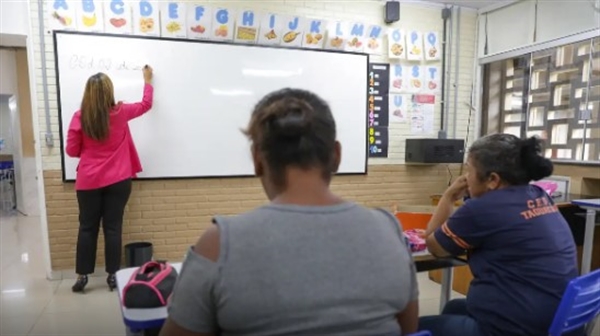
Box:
394 212 432 231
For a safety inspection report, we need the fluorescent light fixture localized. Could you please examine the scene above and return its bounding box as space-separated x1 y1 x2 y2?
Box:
210 89 254 96
21 253 29 263
242 68 302 78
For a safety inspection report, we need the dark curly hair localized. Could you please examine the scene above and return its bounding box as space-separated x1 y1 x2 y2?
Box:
468 134 553 185
243 88 337 188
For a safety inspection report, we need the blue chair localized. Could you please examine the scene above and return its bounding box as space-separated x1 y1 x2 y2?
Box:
408 332 431 336
548 269 600 336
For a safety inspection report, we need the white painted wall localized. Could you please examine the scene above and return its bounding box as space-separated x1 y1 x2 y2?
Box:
0 0 29 36
0 49 18 95
478 0 600 58
0 96 13 154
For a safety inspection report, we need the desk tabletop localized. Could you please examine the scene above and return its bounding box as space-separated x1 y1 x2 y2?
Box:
571 198 600 209
554 194 597 207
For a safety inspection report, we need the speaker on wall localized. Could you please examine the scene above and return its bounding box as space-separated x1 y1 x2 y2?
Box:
385 1 400 24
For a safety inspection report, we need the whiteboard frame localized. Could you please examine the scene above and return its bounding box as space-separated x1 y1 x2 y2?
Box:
53 31 370 182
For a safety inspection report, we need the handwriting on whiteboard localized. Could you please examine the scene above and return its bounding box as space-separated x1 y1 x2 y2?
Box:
68 55 144 72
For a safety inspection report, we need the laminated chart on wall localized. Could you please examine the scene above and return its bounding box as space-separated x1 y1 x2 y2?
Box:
410 94 436 135
368 63 390 158
368 63 390 127
369 127 389 158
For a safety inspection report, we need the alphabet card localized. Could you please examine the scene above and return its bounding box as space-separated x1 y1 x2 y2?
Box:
132 0 160 36
280 16 304 47
76 0 104 32
407 30 424 61
345 22 366 52
424 66 441 93
325 21 347 51
407 65 424 93
258 13 284 45
161 2 186 38
104 0 132 34
389 64 409 93
387 28 407 60
364 25 384 55
187 4 212 39
234 10 259 43
389 94 408 123
424 32 441 61
302 18 326 49
47 0 78 31
211 8 234 41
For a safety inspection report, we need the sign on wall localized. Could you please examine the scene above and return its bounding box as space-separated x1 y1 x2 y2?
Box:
132 0 160 36
48 0 78 31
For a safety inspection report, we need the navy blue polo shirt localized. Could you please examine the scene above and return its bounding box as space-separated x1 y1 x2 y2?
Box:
435 185 578 336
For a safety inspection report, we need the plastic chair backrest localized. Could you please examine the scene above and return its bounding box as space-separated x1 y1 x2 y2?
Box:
548 269 600 336
408 332 432 336
394 212 432 231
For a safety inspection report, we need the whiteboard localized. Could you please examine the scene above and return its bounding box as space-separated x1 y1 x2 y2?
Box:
54 32 368 181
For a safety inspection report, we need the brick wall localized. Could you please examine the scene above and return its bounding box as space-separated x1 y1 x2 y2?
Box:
45 164 456 269
29 0 478 271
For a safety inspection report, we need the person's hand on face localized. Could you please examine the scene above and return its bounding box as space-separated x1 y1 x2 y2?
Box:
443 175 468 202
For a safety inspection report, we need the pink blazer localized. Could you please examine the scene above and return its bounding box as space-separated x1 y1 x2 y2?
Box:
66 84 153 190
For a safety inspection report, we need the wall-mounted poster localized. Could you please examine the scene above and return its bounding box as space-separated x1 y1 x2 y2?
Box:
424 66 441 93
368 63 390 128
258 13 284 45
346 22 366 52
132 0 160 36
326 21 347 51
387 28 406 60
302 18 326 49
407 65 424 93
187 4 212 39
365 25 384 55
234 10 259 43
160 2 186 38
410 94 435 135
211 7 234 41
389 94 408 123
407 30 423 61
76 0 104 32
47 0 78 31
104 0 132 34
389 64 409 93
424 31 441 61
280 16 304 47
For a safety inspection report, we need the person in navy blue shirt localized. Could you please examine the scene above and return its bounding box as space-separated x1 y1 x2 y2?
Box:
419 134 578 336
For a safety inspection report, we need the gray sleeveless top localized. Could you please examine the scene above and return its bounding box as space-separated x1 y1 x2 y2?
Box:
168 202 418 336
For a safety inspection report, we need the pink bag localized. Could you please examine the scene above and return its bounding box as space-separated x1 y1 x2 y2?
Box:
532 181 558 196
403 229 427 252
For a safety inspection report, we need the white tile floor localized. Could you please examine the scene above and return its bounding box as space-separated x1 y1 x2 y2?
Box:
0 213 597 335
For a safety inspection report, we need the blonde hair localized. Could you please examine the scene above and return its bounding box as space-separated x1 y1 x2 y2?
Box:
80 73 115 141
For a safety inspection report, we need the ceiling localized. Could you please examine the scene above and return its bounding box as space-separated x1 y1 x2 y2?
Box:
420 0 513 9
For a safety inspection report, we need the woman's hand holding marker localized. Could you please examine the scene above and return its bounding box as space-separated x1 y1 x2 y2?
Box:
143 65 153 84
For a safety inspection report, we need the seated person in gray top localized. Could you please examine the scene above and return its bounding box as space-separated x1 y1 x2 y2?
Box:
159 88 419 336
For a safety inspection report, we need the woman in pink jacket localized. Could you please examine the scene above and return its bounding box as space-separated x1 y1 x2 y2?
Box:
66 66 153 293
